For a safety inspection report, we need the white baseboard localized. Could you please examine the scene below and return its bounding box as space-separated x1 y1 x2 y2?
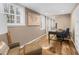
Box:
71 37 79 54
20 34 47 48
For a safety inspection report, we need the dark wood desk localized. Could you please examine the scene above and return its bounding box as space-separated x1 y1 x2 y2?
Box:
48 31 57 43
48 30 64 43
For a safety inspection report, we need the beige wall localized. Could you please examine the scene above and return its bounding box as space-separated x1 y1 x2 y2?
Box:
0 8 46 45
0 8 71 46
0 34 8 44
0 14 71 45
55 14 71 30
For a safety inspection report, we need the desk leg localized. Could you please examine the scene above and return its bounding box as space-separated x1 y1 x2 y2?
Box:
48 33 50 44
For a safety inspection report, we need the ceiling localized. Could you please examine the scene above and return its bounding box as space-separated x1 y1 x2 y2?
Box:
20 3 77 17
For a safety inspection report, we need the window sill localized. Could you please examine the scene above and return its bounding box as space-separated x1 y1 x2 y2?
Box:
8 23 26 27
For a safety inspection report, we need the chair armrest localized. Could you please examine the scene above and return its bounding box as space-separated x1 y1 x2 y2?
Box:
8 42 20 49
8 47 20 55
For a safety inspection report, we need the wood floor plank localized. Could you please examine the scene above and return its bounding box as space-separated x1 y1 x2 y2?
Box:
61 40 72 55
68 41 78 55
22 35 78 55
47 40 78 55
49 40 62 54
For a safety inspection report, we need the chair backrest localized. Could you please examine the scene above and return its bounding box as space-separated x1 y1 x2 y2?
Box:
64 28 69 37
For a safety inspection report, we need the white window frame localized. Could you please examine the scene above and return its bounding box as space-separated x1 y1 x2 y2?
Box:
0 3 25 26
46 17 55 31
40 15 46 30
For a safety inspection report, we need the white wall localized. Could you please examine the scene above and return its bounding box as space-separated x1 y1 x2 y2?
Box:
55 14 71 30
71 4 79 53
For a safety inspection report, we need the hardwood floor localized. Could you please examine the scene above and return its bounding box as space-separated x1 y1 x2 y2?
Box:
42 40 78 55
20 35 78 55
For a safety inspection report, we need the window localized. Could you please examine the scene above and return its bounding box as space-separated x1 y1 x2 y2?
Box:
47 17 55 31
40 15 46 30
0 3 25 26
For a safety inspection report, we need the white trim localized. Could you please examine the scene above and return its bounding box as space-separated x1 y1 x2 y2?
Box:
20 34 47 48
8 23 25 27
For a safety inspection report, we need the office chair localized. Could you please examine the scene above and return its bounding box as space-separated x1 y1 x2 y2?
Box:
56 28 70 41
